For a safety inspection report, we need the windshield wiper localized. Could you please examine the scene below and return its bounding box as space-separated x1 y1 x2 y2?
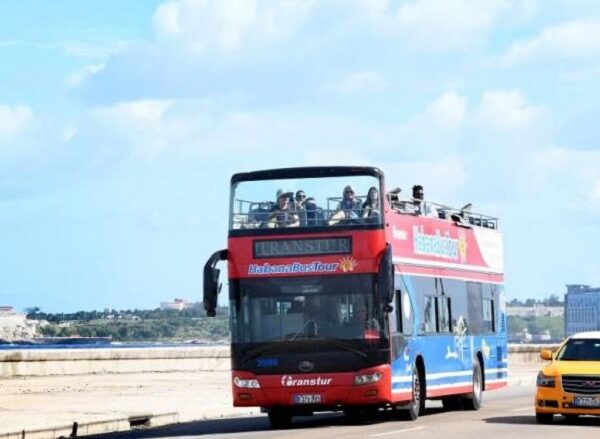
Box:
286 320 318 341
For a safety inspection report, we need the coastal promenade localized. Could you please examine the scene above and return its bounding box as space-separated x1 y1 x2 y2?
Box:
0 346 543 439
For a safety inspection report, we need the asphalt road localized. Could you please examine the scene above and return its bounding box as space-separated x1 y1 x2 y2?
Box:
94 384 600 439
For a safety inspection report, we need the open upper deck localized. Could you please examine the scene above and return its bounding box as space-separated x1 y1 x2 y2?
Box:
386 189 499 230
229 166 499 235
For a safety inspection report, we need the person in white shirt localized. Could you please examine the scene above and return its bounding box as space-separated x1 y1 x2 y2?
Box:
412 184 438 217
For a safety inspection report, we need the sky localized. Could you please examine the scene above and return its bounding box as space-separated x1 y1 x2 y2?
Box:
1 0 600 313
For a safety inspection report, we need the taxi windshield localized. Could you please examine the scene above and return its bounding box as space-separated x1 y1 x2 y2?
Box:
557 339 600 361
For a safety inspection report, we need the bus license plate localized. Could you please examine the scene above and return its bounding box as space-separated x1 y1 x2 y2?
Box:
573 396 600 407
293 394 322 404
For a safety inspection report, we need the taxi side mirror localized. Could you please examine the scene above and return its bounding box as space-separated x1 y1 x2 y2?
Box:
540 349 553 361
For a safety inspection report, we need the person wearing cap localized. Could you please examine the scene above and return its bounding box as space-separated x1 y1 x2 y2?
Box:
267 189 299 228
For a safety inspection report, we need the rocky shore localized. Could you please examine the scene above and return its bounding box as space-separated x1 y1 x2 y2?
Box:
0 308 39 342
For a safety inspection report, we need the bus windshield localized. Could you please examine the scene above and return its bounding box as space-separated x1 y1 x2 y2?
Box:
230 275 387 343
230 174 382 230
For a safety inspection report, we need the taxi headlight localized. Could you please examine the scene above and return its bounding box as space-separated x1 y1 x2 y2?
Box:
354 372 383 385
233 376 261 389
536 372 556 388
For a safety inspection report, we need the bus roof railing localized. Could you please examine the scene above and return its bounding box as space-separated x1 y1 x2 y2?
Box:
386 193 500 230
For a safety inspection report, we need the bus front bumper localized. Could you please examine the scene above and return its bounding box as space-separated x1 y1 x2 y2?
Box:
232 365 393 408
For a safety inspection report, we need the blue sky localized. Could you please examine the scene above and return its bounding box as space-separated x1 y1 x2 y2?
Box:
2 0 600 312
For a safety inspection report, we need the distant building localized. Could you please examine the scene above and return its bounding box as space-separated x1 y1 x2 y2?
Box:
507 305 564 318
160 298 190 311
0 306 39 341
565 284 600 336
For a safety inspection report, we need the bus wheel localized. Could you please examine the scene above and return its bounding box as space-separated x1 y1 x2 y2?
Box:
442 396 462 411
268 408 292 429
400 365 424 420
462 362 482 411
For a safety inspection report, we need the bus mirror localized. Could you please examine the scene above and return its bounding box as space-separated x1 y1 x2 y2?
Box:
203 249 228 317
377 245 394 304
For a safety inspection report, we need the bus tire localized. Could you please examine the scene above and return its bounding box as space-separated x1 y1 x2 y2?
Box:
268 408 293 429
401 364 424 421
462 362 483 411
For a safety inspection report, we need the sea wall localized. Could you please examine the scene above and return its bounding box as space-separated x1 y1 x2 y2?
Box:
0 344 553 378
0 346 230 378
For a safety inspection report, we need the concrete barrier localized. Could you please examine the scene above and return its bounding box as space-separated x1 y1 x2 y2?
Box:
0 346 230 378
508 344 559 365
0 344 555 378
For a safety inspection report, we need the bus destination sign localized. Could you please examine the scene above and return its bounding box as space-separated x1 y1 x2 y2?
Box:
254 237 352 258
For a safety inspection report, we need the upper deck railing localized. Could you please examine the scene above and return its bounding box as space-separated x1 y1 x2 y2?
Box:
231 193 381 229
232 193 499 231
386 191 500 230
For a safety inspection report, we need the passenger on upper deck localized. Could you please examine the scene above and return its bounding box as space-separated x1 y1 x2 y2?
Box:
293 190 308 227
329 185 361 224
266 189 299 228
412 184 437 217
361 186 380 222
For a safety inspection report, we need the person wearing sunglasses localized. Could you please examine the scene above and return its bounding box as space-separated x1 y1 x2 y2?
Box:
293 190 308 227
329 185 361 225
266 189 299 228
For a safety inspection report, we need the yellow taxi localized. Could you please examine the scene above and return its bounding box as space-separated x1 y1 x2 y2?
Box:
535 331 600 423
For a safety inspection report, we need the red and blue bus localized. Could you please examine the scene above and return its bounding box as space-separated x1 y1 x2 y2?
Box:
204 166 507 427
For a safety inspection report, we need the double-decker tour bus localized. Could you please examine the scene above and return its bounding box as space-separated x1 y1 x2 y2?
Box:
203 167 507 427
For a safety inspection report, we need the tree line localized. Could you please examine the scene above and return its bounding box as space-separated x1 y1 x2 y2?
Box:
26 304 230 342
506 294 563 307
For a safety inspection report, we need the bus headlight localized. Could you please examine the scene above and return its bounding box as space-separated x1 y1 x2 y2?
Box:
536 372 556 388
354 372 383 385
233 376 261 389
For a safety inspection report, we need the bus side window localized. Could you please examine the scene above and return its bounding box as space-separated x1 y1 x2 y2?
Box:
402 291 414 336
423 296 437 333
394 290 402 333
483 299 495 333
437 297 451 333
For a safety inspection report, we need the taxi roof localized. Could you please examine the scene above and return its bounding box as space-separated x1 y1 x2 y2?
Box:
570 331 600 340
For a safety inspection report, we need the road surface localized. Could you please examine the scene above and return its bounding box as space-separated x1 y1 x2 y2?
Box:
93 384 600 439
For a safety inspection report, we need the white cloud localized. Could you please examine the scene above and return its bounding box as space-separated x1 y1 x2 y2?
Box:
529 147 600 213
66 64 105 88
476 89 542 129
152 0 316 53
501 18 600 65
92 100 176 159
61 125 78 143
355 0 511 50
426 91 468 128
60 40 131 59
383 157 468 202
0 105 33 146
323 71 387 96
